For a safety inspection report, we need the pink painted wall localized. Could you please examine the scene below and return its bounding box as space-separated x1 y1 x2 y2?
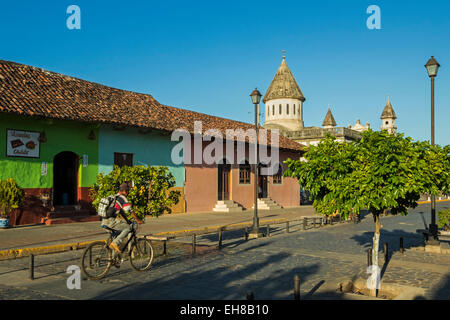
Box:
267 151 301 207
184 138 302 212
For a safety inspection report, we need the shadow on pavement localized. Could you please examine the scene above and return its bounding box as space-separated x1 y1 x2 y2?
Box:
430 273 450 300
91 248 326 300
350 229 425 254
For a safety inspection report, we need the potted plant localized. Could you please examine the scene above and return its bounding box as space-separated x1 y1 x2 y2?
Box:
0 178 25 228
438 209 450 240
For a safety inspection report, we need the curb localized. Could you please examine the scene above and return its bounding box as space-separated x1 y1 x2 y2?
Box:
0 240 104 261
417 199 450 204
0 217 290 261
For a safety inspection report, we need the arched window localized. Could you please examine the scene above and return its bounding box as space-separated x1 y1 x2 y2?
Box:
239 160 251 184
272 105 275 116
293 104 296 115
273 164 283 184
279 104 282 115
287 104 289 115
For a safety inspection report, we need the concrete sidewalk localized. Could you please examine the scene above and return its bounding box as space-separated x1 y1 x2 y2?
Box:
0 206 316 256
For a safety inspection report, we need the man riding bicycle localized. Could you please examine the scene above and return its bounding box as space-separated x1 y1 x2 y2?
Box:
101 182 143 253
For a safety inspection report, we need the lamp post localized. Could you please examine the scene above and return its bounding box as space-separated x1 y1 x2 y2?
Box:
249 88 263 239
425 56 440 243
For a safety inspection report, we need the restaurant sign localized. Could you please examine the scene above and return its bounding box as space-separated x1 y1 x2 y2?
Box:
6 129 40 158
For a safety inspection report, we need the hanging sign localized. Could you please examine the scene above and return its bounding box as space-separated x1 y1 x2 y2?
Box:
6 129 40 158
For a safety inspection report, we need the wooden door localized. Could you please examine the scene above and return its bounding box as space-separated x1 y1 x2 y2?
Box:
218 162 231 200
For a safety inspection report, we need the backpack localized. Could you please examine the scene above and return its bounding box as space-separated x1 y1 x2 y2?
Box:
98 195 118 218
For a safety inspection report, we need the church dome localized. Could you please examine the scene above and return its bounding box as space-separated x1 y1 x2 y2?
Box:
263 54 305 104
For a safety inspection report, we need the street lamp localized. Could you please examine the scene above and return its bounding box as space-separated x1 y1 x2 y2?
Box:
249 88 263 239
425 56 440 243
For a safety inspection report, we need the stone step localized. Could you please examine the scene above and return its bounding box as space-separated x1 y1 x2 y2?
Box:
252 197 282 210
214 203 239 209
213 207 243 213
216 200 237 205
213 200 243 212
41 215 101 225
45 210 92 219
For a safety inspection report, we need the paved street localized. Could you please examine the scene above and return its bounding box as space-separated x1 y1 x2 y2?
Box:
0 202 449 300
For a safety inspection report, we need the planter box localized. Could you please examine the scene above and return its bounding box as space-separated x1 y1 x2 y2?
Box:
0 218 10 228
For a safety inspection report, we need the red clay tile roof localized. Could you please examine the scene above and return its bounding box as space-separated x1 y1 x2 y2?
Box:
0 60 304 152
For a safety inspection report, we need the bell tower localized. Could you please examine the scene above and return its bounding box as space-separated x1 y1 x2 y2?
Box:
380 96 397 135
263 51 305 132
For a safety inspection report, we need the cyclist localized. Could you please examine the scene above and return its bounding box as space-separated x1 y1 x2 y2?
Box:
102 182 143 253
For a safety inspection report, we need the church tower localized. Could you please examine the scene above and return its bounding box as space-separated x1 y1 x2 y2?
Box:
322 106 337 129
263 51 305 132
380 97 397 135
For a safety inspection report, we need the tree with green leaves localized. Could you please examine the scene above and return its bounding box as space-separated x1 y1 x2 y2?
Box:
89 165 180 219
284 130 449 296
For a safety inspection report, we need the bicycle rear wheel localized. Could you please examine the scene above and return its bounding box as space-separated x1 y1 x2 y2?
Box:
129 238 154 271
81 241 112 280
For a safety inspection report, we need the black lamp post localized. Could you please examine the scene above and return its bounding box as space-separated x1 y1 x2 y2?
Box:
425 56 440 243
249 88 263 238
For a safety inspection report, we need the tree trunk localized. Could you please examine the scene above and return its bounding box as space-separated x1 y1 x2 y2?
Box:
370 214 382 297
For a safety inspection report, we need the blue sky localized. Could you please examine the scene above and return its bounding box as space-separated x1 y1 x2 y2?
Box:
1 0 449 145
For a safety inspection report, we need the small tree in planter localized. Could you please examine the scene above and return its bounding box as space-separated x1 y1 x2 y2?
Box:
284 130 449 296
438 209 450 231
89 165 180 220
0 178 25 228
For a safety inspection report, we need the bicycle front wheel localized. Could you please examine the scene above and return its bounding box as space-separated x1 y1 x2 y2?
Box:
130 238 154 271
81 241 112 280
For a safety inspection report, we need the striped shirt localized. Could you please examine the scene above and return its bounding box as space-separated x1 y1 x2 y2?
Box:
114 194 132 216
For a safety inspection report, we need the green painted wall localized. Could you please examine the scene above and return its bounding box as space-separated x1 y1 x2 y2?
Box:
0 114 99 188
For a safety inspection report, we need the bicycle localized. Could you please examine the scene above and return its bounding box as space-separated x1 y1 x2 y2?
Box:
81 220 154 280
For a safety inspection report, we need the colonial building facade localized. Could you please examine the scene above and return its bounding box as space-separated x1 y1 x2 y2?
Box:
0 60 303 226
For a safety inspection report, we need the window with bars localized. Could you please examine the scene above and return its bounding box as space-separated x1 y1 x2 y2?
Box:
273 164 283 184
239 160 251 184
114 152 133 167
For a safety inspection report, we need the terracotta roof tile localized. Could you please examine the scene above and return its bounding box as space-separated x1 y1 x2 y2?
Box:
0 60 304 152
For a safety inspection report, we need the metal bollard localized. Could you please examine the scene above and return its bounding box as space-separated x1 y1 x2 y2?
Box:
266 225 270 237
244 228 249 241
218 228 223 249
286 222 290 234
294 275 300 300
400 237 404 254
29 254 34 280
192 234 196 255
384 243 389 262
367 248 373 266
303 218 307 230
246 291 254 300
163 240 167 256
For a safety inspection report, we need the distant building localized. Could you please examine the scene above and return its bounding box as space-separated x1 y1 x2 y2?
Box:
263 53 398 146
380 97 397 135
